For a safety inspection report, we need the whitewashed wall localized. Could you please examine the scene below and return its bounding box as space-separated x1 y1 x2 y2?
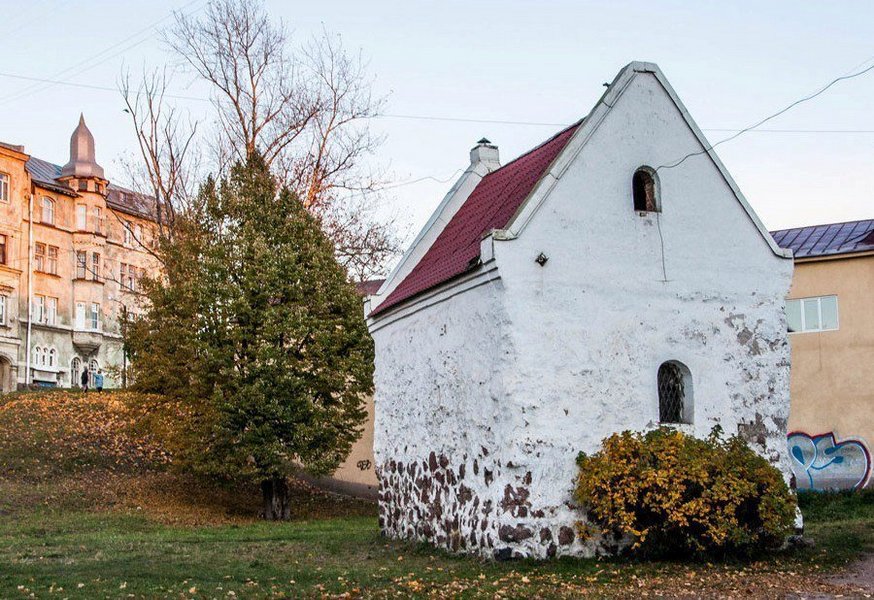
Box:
370 67 794 559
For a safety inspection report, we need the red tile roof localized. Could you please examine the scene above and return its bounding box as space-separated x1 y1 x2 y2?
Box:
372 121 581 316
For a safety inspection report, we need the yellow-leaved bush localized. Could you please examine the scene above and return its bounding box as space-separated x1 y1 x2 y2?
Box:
574 427 796 558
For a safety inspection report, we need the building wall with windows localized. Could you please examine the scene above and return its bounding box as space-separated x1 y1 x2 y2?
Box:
772 221 874 491
0 116 157 391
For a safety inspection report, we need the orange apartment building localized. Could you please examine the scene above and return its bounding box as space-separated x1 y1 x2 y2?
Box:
772 220 874 491
0 115 158 391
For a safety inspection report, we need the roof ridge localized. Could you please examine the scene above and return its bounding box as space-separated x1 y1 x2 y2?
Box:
771 217 874 234
484 118 584 176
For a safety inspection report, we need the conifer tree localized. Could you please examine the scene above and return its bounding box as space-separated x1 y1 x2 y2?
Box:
127 154 373 519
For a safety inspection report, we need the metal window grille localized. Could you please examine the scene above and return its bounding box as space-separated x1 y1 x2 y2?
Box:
658 362 685 423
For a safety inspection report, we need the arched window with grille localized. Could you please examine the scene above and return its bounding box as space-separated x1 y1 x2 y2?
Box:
632 167 659 213
658 360 692 424
89 359 99 387
71 357 81 389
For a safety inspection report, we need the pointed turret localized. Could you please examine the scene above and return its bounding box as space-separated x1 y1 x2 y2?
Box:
60 113 104 179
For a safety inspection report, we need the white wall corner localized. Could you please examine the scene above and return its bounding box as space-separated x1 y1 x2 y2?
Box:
479 233 495 263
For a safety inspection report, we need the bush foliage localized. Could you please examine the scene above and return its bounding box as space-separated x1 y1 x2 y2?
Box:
574 428 796 558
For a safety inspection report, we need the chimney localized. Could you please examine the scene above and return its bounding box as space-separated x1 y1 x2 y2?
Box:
469 138 500 170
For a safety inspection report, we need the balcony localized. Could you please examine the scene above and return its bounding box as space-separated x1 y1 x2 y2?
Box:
72 329 103 352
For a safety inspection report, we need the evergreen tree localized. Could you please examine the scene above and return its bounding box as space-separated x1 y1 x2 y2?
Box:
127 155 373 519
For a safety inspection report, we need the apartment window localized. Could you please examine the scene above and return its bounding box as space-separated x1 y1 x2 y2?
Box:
89 359 99 387
124 221 133 245
0 173 9 203
76 204 87 230
48 348 56 368
34 242 45 272
76 250 87 279
71 357 81 387
46 297 57 326
33 295 44 323
93 206 102 233
0 234 7 265
0 295 7 325
134 223 143 244
41 197 54 225
90 302 100 330
47 245 58 275
33 346 42 367
787 296 839 333
75 302 85 329
92 253 100 281
121 262 139 291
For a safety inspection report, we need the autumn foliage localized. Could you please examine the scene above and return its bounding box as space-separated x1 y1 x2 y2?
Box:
574 428 796 558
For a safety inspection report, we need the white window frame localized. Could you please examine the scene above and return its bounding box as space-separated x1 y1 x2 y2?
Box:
33 295 44 323
76 204 87 230
47 245 58 275
75 302 86 329
787 295 839 334
0 173 9 203
90 302 100 331
0 295 7 325
75 250 87 279
34 242 45 272
93 206 103 234
46 297 57 326
41 196 54 225
124 221 133 245
89 359 99 387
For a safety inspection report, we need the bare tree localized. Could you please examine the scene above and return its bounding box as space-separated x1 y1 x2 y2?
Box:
161 0 399 278
120 68 200 245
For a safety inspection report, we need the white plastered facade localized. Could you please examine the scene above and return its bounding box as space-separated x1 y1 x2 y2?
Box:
367 62 795 558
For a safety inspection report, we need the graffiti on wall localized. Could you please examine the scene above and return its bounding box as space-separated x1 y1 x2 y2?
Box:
788 431 872 491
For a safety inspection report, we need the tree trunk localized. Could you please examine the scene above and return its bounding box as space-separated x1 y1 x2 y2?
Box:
261 477 291 520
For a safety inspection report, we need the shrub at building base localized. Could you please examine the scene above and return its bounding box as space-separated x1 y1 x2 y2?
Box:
574 428 796 558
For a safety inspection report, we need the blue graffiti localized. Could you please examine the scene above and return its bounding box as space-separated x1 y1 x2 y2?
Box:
788 431 871 491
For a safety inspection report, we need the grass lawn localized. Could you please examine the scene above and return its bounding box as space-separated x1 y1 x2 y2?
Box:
2 391 874 598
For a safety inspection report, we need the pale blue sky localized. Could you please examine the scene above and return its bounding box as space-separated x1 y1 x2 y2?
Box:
1 0 872 240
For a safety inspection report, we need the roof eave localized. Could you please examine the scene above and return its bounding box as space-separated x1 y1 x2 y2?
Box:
32 179 79 197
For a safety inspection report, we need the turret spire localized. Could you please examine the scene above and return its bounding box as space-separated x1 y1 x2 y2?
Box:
60 113 104 179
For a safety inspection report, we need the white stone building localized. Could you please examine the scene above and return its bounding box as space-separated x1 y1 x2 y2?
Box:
364 62 795 558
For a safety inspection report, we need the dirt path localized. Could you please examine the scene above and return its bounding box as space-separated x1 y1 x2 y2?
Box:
826 554 874 595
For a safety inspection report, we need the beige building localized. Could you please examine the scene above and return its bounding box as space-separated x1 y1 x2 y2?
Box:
772 221 874 491
0 115 157 391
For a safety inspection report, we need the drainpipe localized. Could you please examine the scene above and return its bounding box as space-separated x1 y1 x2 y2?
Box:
24 192 33 386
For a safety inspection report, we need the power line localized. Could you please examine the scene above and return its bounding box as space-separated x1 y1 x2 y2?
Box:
658 61 874 171
378 169 464 191
0 72 209 103
1 71 873 136
0 0 207 106
376 113 569 127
